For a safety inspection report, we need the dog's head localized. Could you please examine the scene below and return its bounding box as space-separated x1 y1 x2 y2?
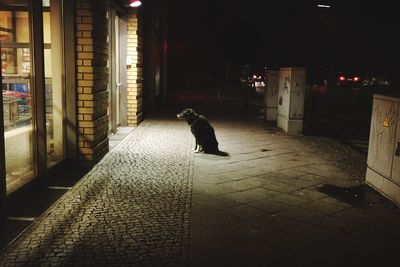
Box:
176 108 199 124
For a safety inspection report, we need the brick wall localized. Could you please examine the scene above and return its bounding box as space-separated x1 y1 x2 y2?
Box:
126 10 143 126
75 0 109 164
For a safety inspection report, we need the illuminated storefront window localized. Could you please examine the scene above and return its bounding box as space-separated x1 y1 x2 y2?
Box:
0 0 65 194
1 0 35 194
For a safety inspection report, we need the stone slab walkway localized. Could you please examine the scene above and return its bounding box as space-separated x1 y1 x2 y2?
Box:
188 103 400 267
1 101 400 267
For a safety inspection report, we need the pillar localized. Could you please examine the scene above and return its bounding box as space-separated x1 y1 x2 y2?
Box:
126 10 143 126
75 0 109 164
277 67 306 135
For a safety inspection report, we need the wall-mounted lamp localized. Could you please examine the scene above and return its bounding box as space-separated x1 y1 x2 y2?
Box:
130 0 142 7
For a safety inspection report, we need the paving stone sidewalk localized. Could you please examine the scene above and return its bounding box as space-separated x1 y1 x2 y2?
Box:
1 101 400 267
188 102 400 267
0 118 194 266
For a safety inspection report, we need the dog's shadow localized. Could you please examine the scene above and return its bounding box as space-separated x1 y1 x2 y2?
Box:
196 150 231 160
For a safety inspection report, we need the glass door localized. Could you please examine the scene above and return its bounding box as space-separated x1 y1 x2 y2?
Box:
0 0 65 195
1 0 36 194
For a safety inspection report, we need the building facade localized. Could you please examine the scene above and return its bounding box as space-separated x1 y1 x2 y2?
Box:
0 0 167 218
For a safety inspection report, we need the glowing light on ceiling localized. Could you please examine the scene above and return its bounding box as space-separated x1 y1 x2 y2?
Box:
130 0 142 7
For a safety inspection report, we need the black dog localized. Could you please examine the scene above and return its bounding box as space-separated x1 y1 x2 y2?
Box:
177 108 219 154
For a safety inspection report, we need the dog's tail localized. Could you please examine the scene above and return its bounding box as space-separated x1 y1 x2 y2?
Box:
214 150 230 156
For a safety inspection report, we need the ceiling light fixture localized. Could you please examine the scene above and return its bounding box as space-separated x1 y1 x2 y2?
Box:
130 0 142 8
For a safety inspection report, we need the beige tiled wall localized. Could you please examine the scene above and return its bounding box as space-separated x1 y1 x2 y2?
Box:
126 10 143 126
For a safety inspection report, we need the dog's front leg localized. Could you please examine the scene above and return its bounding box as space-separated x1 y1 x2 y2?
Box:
194 140 201 153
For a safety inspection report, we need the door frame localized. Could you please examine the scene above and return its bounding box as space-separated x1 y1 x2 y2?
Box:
118 16 127 126
63 0 77 165
0 42 6 218
108 9 126 133
108 8 117 134
0 0 73 216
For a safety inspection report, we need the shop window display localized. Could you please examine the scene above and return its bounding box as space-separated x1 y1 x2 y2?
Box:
1 0 65 193
1 2 35 194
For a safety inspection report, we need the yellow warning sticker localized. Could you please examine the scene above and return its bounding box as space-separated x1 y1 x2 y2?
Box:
383 116 389 128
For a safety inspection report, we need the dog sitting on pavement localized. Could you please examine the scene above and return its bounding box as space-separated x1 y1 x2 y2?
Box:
176 108 220 154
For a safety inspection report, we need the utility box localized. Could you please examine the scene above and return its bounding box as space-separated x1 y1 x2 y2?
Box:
264 70 279 121
366 94 400 206
277 67 306 134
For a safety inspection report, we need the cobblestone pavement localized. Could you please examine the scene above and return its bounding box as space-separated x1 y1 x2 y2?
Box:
0 117 194 266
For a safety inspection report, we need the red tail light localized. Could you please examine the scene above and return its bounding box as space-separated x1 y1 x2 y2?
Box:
353 76 360 81
339 76 345 81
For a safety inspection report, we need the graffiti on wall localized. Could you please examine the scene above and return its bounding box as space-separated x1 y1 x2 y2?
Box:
268 80 279 96
283 76 290 93
388 103 397 142
372 102 398 159
266 72 279 97
372 103 384 158
291 108 303 119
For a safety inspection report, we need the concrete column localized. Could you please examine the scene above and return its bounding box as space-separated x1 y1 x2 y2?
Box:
264 70 279 122
277 67 306 135
75 0 109 164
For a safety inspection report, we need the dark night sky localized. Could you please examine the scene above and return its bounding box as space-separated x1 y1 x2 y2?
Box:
167 0 398 87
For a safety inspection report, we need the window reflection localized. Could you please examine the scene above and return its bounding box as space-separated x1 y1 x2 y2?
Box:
43 0 65 167
1 0 35 194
